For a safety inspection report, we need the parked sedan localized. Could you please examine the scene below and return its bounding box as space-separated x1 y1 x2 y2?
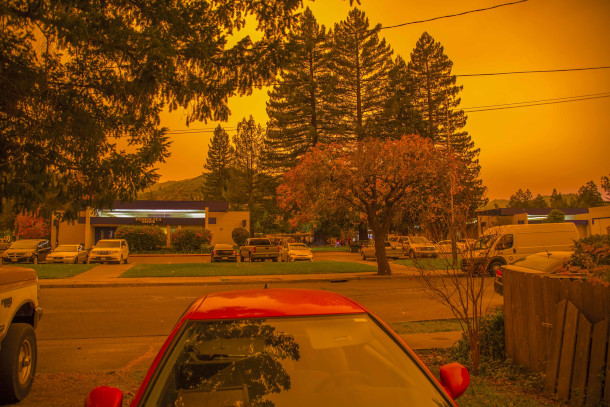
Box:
360 240 403 260
210 244 237 262
494 251 577 295
280 242 313 262
85 289 470 407
436 240 460 254
46 244 89 264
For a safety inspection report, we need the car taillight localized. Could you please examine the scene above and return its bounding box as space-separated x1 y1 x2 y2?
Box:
232 251 236 256
212 250 216 256
496 269 502 278
252 247 256 253
278 246 281 251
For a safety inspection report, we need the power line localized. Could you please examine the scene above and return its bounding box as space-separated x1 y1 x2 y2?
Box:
463 92 610 112
379 0 528 30
456 66 610 77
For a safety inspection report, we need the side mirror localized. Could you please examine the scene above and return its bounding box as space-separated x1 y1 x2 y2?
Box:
85 386 123 407
439 363 470 399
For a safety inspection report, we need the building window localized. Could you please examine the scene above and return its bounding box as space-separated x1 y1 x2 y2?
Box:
208 217 216 225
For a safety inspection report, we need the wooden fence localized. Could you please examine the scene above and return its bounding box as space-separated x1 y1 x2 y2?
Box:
503 270 610 405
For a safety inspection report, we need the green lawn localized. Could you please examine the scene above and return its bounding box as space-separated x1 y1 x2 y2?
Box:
309 246 349 252
389 319 464 335
121 260 376 278
395 257 462 270
11 264 96 279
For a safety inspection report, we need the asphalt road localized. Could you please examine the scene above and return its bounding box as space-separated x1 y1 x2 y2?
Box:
36 278 501 374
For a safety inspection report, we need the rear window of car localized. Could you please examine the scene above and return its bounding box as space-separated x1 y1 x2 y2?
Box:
511 253 571 272
248 239 271 246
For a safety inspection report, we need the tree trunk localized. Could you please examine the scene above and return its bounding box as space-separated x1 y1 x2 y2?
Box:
358 223 368 241
373 232 391 276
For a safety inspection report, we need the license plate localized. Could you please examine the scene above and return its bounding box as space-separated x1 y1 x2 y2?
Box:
11 258 17 262
222 257 227 260
106 257 113 260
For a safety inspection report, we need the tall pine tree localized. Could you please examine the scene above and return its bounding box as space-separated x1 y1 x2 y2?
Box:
263 8 338 175
331 8 394 140
408 32 486 219
202 125 234 201
231 116 264 208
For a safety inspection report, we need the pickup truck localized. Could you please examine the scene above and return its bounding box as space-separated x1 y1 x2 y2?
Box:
239 238 280 262
0 266 42 403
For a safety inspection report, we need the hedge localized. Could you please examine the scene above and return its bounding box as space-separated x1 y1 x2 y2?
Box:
171 228 212 252
115 225 166 251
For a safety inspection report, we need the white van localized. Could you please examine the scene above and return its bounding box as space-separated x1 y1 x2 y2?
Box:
463 223 579 275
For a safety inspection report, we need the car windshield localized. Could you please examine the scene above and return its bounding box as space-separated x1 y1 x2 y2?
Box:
95 241 120 248
9 241 38 249
474 235 495 250
288 244 308 249
55 245 78 252
511 253 572 272
141 315 451 407
410 237 429 244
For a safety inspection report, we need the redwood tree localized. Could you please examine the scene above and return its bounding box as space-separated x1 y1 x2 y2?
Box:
277 135 443 275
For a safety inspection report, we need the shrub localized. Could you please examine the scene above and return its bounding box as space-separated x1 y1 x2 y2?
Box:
115 226 166 251
569 234 610 269
171 228 212 252
15 214 50 239
543 209 565 223
451 309 506 369
232 227 250 246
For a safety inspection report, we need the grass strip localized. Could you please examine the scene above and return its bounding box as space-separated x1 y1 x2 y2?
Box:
120 260 377 278
395 257 462 270
389 319 464 335
11 264 96 279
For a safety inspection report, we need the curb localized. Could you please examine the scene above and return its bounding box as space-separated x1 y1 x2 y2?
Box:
38 273 419 289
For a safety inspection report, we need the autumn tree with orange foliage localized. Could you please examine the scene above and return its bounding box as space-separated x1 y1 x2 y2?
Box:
277 135 445 275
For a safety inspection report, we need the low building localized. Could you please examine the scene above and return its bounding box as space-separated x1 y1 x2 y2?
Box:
52 200 249 248
477 206 610 238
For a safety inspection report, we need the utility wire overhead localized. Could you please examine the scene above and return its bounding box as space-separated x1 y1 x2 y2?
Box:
456 66 610 77
379 0 528 30
464 92 610 112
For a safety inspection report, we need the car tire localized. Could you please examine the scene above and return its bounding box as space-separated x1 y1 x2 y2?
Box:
0 323 37 404
73 257 78 264
489 261 503 276
272 258 278 262
124 257 128 264
408 251 415 259
361 252 366 260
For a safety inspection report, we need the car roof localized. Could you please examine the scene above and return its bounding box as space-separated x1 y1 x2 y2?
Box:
187 289 367 320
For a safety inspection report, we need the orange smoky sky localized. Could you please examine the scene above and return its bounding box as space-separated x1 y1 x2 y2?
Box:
156 0 610 200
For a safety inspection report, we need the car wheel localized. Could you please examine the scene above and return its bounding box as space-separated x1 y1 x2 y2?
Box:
361 252 366 260
123 257 128 264
408 251 415 259
73 257 78 264
0 323 37 404
272 257 278 262
489 261 503 276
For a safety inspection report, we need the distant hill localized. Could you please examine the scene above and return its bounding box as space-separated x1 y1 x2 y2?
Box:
137 175 206 201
